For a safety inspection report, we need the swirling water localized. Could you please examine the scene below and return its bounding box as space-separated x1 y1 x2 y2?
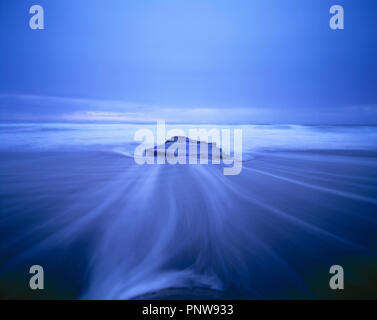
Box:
0 123 376 299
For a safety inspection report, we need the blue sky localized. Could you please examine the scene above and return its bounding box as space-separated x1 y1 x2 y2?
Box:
0 0 376 124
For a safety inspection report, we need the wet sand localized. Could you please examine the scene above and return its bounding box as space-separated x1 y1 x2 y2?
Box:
0 149 376 299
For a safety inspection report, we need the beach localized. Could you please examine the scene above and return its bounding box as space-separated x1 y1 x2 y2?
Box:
0 124 376 299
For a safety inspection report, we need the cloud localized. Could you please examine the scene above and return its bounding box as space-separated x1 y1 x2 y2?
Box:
60 111 153 122
0 93 262 123
1 94 376 124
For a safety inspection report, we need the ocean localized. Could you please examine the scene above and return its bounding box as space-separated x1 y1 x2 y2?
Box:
0 123 376 299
